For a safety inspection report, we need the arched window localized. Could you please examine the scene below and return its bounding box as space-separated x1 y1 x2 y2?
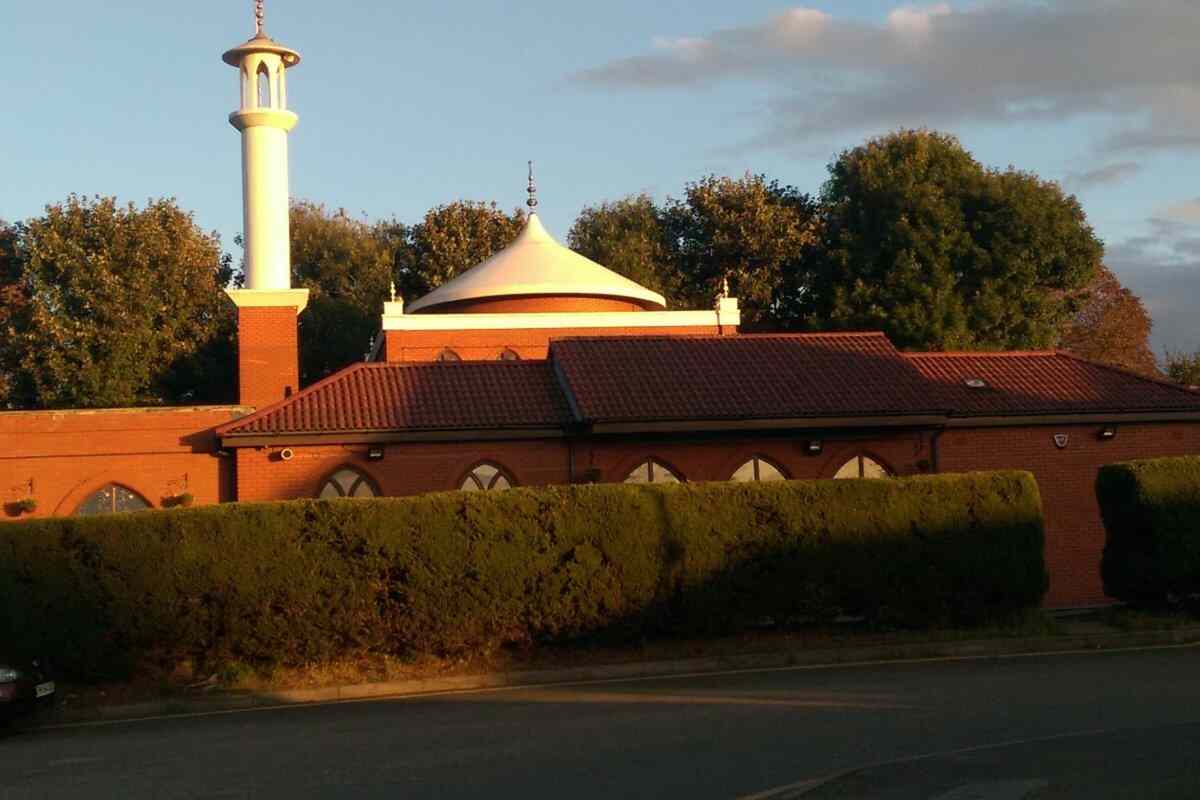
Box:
624 459 682 484
318 468 379 499
256 62 271 108
437 349 461 363
460 463 513 492
76 484 151 516
498 349 520 361
833 455 892 480
730 456 787 482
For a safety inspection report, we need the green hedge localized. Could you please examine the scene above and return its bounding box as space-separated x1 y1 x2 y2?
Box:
1099 456 1200 606
0 472 1046 679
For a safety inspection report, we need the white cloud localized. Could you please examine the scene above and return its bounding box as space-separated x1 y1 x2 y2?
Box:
1108 217 1200 355
887 4 952 38
1064 162 1143 191
1157 198 1200 224
772 8 832 42
572 1 1200 154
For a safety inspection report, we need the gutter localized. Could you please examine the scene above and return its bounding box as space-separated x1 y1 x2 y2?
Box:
220 427 567 448
944 411 1200 428
588 415 949 435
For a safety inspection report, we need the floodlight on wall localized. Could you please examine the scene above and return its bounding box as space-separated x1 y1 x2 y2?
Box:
1098 426 1117 441
367 446 385 462
806 440 823 456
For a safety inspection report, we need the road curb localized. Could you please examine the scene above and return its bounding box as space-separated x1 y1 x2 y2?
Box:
47 627 1200 727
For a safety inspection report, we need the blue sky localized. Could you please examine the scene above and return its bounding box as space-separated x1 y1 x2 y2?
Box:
2 1 1198 355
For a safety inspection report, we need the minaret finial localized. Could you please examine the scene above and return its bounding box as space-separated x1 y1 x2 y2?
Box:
526 161 538 213
255 0 265 35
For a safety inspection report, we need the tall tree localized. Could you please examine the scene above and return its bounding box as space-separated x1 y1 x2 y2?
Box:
395 201 525 300
1059 265 1156 374
804 130 1103 350
1165 351 1200 387
568 194 677 301
0 196 236 409
287 202 397 384
569 177 817 326
666 175 817 327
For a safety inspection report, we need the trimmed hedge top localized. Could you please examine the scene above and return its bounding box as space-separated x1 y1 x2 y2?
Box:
0 472 1047 679
1099 456 1200 605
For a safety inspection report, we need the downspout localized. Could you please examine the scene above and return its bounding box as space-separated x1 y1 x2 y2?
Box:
930 426 946 474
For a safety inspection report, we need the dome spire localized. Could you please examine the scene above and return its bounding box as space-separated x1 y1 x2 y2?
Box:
255 0 265 35
526 161 538 213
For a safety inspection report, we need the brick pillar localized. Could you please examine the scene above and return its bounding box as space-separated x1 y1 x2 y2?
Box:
237 306 300 408
226 289 309 409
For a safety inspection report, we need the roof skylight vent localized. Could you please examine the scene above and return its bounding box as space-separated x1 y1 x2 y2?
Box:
964 378 988 389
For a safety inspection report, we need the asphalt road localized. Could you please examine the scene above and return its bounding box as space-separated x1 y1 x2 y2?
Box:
3 646 1200 799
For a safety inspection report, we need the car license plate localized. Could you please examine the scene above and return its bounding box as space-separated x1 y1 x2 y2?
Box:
35 682 54 698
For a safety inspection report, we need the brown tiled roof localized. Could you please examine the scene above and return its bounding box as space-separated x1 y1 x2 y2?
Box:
906 352 1200 416
216 362 572 436
217 335 1200 440
549 333 942 423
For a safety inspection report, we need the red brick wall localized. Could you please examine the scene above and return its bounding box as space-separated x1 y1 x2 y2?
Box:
237 306 300 407
234 439 573 502
383 325 728 362
938 422 1200 607
0 407 246 521
572 431 932 485
232 431 932 502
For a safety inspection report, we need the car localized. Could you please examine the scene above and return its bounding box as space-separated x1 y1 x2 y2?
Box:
0 657 56 725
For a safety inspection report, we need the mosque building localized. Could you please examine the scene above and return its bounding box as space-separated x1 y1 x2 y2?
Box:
4 7 1200 609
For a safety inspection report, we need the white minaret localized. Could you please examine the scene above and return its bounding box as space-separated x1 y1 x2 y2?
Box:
223 1 309 407
223 0 303 292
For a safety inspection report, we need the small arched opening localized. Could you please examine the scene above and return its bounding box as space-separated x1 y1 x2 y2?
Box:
624 459 683 484
833 455 893 480
318 467 380 499
459 462 515 492
76 483 152 516
256 62 272 109
730 456 788 482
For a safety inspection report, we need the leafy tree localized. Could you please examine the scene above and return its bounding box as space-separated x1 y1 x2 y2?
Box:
0 196 236 409
666 175 817 327
569 176 817 326
287 202 396 384
569 194 677 300
395 201 524 300
1059 265 1156 375
1165 351 1200 386
804 130 1103 350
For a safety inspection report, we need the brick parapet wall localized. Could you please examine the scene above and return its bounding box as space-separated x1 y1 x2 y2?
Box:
383 325 727 362
0 407 246 521
937 421 1200 607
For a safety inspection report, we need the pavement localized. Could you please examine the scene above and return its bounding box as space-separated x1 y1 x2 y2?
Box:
3 643 1200 798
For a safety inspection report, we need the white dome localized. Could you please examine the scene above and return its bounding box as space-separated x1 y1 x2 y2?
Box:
405 214 667 313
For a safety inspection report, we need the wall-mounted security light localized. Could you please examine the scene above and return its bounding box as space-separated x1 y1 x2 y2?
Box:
367 446 385 461
806 440 823 456
1098 426 1117 441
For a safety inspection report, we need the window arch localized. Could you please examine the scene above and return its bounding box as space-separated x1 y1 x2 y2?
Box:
624 459 682 484
256 62 271 108
437 349 461 363
833 455 893 480
460 462 514 492
318 468 379 499
498 348 520 361
730 456 788 482
76 484 151 516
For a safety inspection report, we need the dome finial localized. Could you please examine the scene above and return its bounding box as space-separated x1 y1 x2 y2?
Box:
255 0 265 35
526 161 539 213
